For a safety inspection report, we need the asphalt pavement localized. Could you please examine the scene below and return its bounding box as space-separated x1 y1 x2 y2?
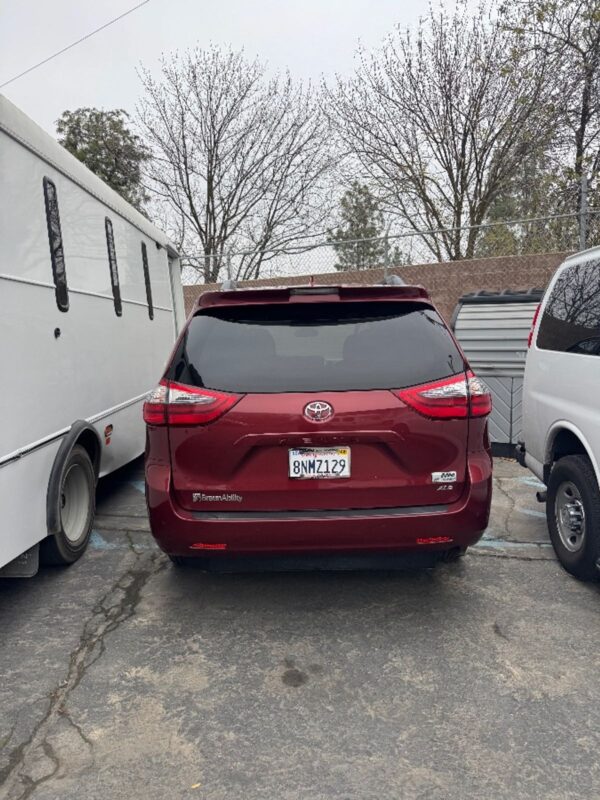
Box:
1 458 599 800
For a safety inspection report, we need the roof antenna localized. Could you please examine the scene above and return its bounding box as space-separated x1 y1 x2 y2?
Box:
382 274 406 286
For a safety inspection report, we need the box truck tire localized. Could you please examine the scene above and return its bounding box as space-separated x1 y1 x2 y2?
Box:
40 445 95 566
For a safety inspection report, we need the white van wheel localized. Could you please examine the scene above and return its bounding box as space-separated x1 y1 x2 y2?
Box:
41 445 95 566
547 455 600 582
555 481 586 553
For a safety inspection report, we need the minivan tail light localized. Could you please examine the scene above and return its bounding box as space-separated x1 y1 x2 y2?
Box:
467 374 493 417
166 381 241 425
528 303 541 348
395 371 492 419
143 380 241 426
143 381 168 425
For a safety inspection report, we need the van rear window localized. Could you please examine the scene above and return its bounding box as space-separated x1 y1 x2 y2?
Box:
537 258 600 353
167 301 464 393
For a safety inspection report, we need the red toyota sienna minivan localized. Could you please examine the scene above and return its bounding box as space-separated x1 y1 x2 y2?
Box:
144 283 492 568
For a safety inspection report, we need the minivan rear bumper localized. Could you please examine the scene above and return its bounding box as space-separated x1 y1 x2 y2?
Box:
146 451 492 558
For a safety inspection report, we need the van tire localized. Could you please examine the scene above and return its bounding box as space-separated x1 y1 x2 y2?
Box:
40 446 95 566
546 455 600 582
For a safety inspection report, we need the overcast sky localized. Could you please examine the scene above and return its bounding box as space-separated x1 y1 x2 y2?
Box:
1 0 431 136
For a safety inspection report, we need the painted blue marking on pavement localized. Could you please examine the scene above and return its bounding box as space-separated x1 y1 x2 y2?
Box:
90 529 156 551
90 530 121 550
476 538 552 550
480 528 552 549
516 507 546 519
519 476 546 489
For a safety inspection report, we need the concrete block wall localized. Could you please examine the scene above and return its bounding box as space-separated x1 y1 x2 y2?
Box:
183 251 569 322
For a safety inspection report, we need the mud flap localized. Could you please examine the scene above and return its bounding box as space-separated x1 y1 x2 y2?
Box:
0 543 40 578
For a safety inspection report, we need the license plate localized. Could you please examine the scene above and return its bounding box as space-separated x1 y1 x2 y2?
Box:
288 447 351 479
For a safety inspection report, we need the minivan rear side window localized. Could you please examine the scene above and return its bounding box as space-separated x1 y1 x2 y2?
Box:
537 259 600 353
105 218 122 317
42 177 69 312
167 302 465 393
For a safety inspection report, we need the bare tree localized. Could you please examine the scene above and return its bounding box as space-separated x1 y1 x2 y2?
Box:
506 0 600 218
137 47 334 283
326 2 560 261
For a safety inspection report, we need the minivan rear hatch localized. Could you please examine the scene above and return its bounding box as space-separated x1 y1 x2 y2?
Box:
165 291 470 512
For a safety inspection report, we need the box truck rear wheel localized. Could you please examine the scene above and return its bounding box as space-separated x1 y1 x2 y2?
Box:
41 445 95 566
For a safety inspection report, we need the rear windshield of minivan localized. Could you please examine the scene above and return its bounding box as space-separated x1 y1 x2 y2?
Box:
167 301 465 393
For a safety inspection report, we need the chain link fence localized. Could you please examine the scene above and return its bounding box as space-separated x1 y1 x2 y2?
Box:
181 209 600 289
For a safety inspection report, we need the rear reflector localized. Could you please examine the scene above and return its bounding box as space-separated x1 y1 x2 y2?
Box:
395 371 492 420
143 380 241 426
190 542 228 550
416 536 453 545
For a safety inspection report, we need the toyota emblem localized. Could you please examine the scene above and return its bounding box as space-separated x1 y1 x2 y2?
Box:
304 401 333 422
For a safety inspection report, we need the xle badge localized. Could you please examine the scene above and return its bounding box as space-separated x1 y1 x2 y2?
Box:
431 471 457 483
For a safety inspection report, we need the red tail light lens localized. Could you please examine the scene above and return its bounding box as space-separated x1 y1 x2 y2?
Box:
166 381 241 425
143 381 168 425
467 373 493 417
143 380 241 426
528 303 541 348
395 371 492 419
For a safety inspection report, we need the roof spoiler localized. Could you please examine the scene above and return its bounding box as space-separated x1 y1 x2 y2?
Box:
197 282 430 309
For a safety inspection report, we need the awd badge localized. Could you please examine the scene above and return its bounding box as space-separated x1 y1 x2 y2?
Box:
431 471 457 483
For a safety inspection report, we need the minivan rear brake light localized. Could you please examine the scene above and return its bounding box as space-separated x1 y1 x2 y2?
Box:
395 371 492 419
289 286 339 296
143 380 241 426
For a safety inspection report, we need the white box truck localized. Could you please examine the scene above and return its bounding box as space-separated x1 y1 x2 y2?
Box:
0 95 184 576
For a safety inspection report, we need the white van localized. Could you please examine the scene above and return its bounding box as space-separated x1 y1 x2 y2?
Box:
0 95 184 576
518 246 600 581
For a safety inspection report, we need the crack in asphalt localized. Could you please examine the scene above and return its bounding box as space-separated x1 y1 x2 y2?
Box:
57 707 94 751
491 475 517 537
125 531 147 556
474 475 553 561
0 724 16 752
0 549 166 800
15 740 61 800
